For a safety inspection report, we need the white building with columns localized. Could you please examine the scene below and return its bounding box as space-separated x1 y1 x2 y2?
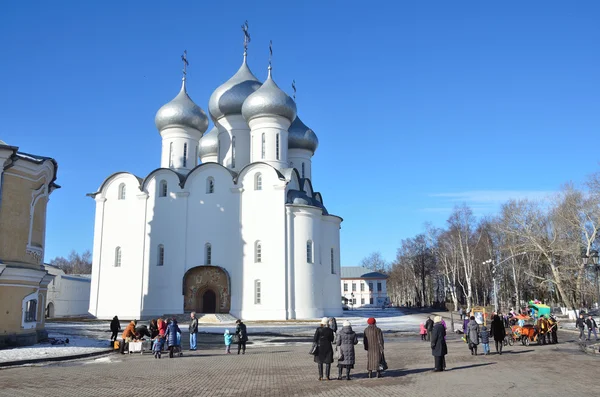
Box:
88 39 343 321
341 267 389 308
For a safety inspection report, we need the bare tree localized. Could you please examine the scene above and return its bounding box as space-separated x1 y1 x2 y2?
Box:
49 250 92 274
359 251 388 273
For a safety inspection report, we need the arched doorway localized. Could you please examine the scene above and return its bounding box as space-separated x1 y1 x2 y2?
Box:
46 302 54 318
183 266 230 313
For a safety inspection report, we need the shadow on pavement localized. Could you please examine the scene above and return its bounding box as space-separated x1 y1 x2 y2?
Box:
501 349 534 355
447 363 495 371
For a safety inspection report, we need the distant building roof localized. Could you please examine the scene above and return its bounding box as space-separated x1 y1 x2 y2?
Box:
340 266 388 279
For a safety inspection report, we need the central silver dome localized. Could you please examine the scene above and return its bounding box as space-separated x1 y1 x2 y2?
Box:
199 126 219 159
241 70 297 123
288 116 318 153
208 57 262 122
155 80 209 133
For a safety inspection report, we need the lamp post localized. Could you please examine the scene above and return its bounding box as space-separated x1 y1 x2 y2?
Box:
582 250 600 309
351 292 355 311
483 259 499 313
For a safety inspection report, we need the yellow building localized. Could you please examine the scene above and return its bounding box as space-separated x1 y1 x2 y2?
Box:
0 139 59 348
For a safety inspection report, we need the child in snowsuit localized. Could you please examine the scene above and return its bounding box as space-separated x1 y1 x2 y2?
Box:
153 336 164 359
224 329 233 353
480 325 490 355
419 323 427 341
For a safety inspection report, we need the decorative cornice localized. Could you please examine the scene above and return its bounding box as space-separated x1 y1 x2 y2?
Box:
175 191 190 198
26 245 44 264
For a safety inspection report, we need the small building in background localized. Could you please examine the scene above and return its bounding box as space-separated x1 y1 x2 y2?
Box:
341 267 389 308
0 140 59 347
44 265 91 318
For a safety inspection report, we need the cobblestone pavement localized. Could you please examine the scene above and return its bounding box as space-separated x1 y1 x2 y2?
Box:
0 332 598 397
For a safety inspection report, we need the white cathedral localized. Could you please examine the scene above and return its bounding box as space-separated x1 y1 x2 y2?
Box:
88 38 343 321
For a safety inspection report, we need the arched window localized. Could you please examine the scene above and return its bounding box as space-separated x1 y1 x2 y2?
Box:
330 248 335 274
183 143 188 167
306 240 313 263
205 243 212 265
255 241 262 263
195 145 198 163
114 247 122 267
232 136 236 168
261 133 265 159
254 280 262 304
157 244 164 266
206 177 215 194
301 163 305 179
118 184 126 200
290 161 294 168
169 142 173 167
159 180 168 198
275 133 280 160
255 173 262 191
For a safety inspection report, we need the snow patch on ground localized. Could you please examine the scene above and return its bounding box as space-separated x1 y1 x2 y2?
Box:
0 333 109 364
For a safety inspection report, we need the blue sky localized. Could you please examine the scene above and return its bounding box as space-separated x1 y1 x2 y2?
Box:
1 1 599 266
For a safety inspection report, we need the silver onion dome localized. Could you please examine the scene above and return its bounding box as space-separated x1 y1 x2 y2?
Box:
288 116 318 153
155 79 209 133
199 126 219 159
208 56 262 121
242 69 297 123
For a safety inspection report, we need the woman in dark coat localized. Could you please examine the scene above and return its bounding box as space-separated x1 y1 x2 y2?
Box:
313 317 335 381
110 316 120 342
490 314 506 354
363 317 384 378
235 320 248 355
164 319 181 358
430 315 447 372
336 320 358 380
149 319 159 339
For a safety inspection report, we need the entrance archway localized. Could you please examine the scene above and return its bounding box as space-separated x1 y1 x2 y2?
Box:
46 302 54 318
183 266 230 313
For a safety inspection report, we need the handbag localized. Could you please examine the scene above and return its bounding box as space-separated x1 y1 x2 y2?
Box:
334 346 344 361
309 342 319 355
232 334 240 344
378 352 388 371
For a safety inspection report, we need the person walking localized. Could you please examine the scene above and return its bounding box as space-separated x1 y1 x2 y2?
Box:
425 316 434 342
165 318 182 358
490 314 506 355
110 316 120 343
152 335 164 359
480 325 490 355
586 315 598 341
458 307 464 321
576 313 586 340
419 322 427 341
363 317 384 378
313 317 335 381
467 316 480 355
335 320 358 380
235 319 248 355
430 315 447 372
189 312 199 351
224 329 233 354
548 315 558 344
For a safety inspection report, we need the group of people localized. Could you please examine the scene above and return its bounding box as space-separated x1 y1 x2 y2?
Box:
576 312 598 341
463 315 506 355
109 313 249 358
312 317 385 381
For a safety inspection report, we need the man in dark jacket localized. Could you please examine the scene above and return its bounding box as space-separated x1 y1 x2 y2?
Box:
430 315 447 372
586 315 598 341
110 316 121 342
576 313 586 340
189 312 198 351
236 320 248 355
425 317 434 341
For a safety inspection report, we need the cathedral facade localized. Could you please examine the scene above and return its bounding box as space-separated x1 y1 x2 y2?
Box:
88 42 343 321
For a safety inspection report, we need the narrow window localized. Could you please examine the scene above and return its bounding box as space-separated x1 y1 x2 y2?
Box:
360 283 365 292
255 173 262 191
206 177 214 194
205 243 212 265
306 240 313 263
118 183 126 200
343 283 348 292
254 280 262 304
352 283 356 292
115 247 122 267
352 298 357 305
330 248 335 274
159 180 168 198
183 143 188 167
370 297 374 305
169 142 173 167
157 245 164 266
25 300 37 322
361 298 365 305
301 163 305 179
255 241 262 263
275 133 280 160
369 282 373 291
195 145 198 163
377 282 382 292
232 136 236 168
261 133 265 159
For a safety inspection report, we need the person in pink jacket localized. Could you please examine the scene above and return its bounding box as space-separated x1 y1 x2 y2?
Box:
419 323 427 341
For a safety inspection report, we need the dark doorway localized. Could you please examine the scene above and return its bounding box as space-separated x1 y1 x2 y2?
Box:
202 290 217 313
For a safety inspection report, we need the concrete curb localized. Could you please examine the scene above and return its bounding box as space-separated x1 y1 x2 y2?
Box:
0 348 114 369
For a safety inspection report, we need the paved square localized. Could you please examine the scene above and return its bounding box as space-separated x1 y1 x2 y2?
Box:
0 332 597 396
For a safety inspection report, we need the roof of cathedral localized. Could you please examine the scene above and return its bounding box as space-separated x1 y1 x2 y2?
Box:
340 267 388 279
288 116 318 153
199 126 219 158
155 79 209 133
208 55 262 122
242 68 297 122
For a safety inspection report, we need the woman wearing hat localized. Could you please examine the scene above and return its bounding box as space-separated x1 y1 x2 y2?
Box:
363 317 384 378
335 320 358 380
430 315 447 372
313 317 335 380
